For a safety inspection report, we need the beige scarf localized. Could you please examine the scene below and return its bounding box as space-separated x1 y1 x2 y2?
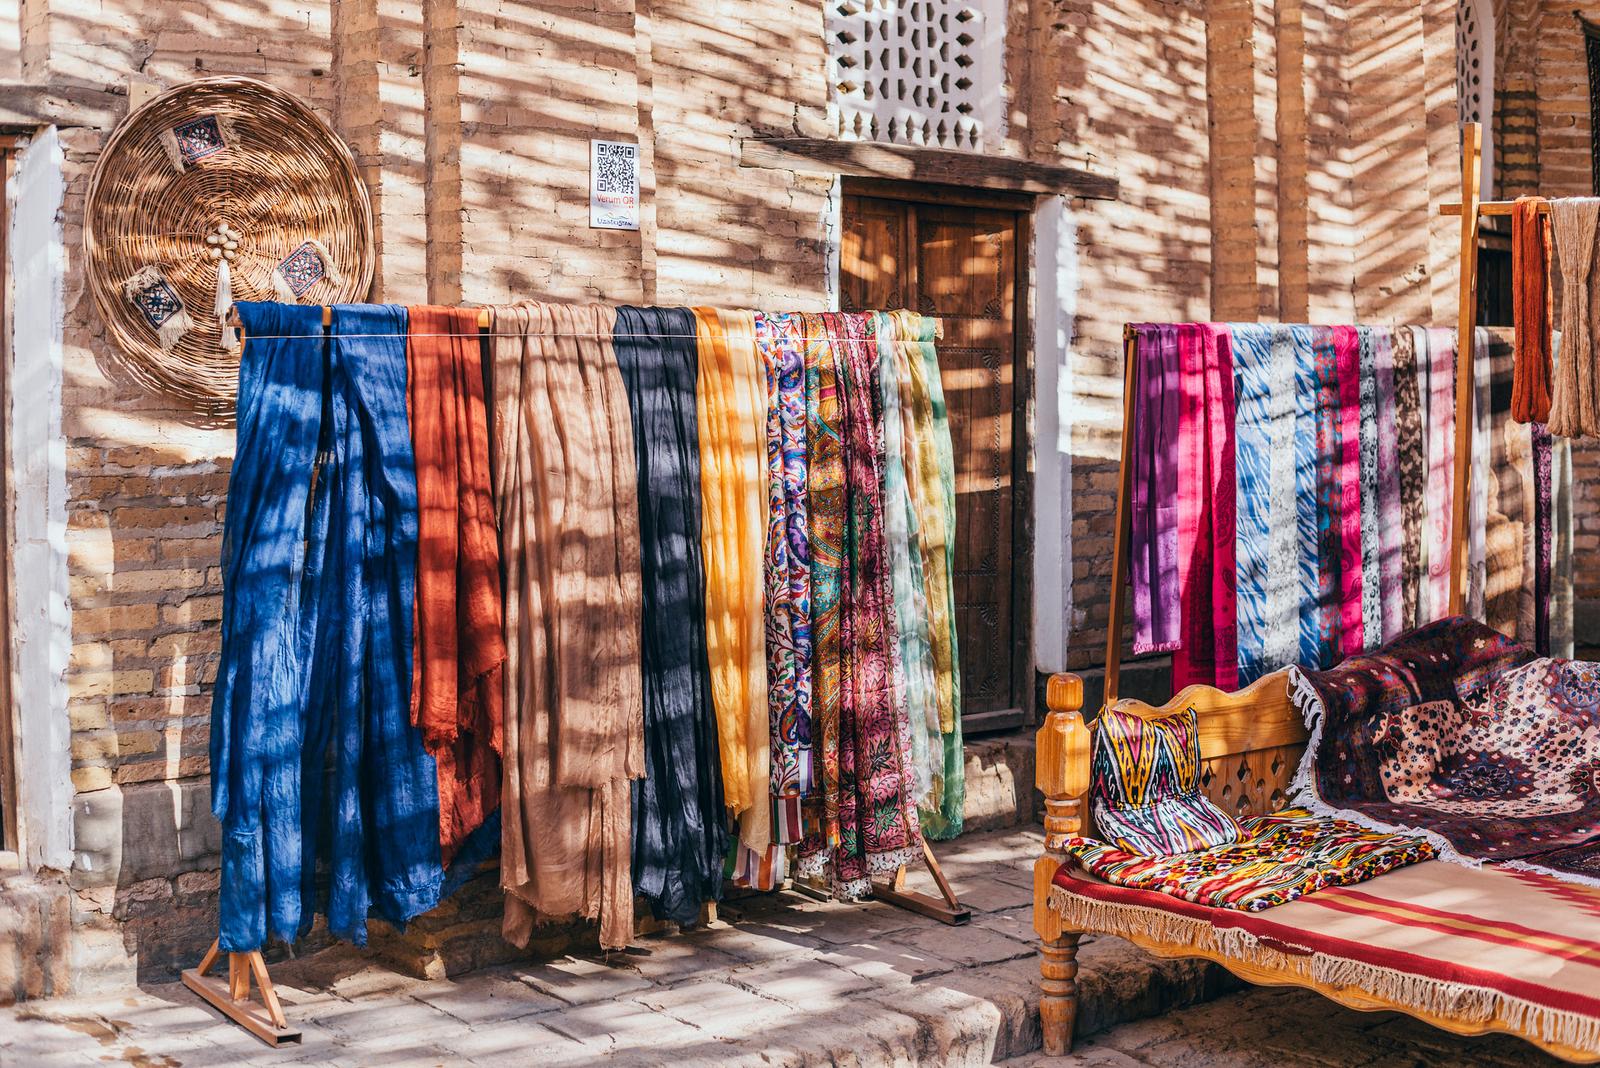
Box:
1547 198 1600 438
490 301 642 951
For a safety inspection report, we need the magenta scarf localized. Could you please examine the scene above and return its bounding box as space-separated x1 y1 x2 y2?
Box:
1334 326 1364 656
1173 324 1238 690
1130 325 1181 654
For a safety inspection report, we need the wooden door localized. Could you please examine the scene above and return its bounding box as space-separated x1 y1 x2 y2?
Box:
841 190 1030 729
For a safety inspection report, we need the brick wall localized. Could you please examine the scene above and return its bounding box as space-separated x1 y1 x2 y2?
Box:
1051 0 1463 673
9 0 828 994
5 0 1591 1000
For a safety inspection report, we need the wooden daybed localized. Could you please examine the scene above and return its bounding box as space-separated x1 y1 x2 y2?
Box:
1031 670 1600 1063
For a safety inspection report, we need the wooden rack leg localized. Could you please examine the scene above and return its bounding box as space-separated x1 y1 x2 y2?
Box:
871 841 972 925
182 938 302 1047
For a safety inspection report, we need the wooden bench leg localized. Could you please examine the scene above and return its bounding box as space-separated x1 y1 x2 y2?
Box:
1040 931 1081 1055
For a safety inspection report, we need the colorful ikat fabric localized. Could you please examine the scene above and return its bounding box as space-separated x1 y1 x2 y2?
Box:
1065 808 1436 911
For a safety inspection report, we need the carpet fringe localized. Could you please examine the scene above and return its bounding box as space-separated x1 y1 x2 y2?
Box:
1047 884 1600 1053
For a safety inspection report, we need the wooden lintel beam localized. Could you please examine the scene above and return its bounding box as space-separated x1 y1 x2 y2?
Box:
740 137 1120 201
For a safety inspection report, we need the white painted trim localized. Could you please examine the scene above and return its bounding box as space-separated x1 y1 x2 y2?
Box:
1031 196 1076 675
9 127 71 871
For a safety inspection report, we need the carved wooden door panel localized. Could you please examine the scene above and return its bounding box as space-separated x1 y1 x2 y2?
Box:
841 192 1027 725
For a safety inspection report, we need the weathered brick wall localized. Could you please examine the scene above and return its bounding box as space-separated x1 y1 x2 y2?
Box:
1044 0 1214 669
9 0 1591 1002
12 0 827 994
1052 0 1463 673
1528 2 1600 617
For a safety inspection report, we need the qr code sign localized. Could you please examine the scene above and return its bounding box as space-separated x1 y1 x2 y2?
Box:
590 139 641 230
594 142 637 195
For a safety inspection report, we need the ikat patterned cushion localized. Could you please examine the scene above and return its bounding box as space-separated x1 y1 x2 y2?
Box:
1090 704 1245 856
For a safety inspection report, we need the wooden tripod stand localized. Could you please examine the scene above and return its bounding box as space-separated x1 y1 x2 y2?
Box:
181 939 302 1046
872 838 972 924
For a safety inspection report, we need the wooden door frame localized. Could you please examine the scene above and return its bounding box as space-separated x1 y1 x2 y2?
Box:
842 178 1037 731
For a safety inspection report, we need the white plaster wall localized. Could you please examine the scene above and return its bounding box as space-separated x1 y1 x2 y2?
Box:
9 127 72 872
1032 196 1076 675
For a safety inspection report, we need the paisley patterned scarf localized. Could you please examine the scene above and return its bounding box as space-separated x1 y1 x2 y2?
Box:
831 312 921 896
798 311 847 881
755 313 814 822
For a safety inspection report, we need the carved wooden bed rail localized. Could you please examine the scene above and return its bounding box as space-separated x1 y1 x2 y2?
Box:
1030 669 1308 1055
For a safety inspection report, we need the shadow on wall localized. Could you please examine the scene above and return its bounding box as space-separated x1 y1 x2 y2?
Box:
48 0 832 986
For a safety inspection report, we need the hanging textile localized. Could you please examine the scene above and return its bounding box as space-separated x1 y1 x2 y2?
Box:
1534 417 1553 655
798 310 847 880
1232 325 1296 686
832 311 922 894
1355 327 1382 648
1393 327 1426 633
1333 326 1363 658
1467 328 1492 623
1173 324 1238 690
1290 326 1322 668
1130 324 1181 655
894 309 965 839
694 307 771 857
1512 195 1553 424
490 301 641 951
212 301 326 952
1548 198 1600 439
613 305 729 927
1421 328 1457 622
755 312 814 824
307 303 443 945
1551 432 1575 658
873 311 939 804
1372 329 1403 644
405 305 506 866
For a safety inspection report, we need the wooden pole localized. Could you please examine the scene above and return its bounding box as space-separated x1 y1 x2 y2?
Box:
1448 122 1482 618
1102 327 1140 708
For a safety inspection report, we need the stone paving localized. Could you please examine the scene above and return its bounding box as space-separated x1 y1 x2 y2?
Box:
0 828 1221 1066
1002 985 1572 1068
0 826 1569 1066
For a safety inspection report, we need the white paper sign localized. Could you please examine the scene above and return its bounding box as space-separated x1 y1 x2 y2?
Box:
590 139 641 231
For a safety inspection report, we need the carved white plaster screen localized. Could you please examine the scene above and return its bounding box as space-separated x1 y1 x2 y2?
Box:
825 0 1006 151
1456 0 1495 197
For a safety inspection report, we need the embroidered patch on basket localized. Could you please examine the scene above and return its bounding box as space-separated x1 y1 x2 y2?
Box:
133 278 183 328
121 265 194 352
172 116 227 165
276 242 326 297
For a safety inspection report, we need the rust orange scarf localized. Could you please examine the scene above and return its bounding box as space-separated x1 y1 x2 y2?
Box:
406 305 506 864
1512 195 1553 425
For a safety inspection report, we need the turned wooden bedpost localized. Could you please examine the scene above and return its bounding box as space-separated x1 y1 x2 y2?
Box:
1035 671 1092 1056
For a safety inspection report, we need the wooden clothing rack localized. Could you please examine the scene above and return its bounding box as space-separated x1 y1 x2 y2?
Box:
1100 121 1489 707
195 300 965 1044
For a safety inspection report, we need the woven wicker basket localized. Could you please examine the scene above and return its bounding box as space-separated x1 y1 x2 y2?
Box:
85 76 373 411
